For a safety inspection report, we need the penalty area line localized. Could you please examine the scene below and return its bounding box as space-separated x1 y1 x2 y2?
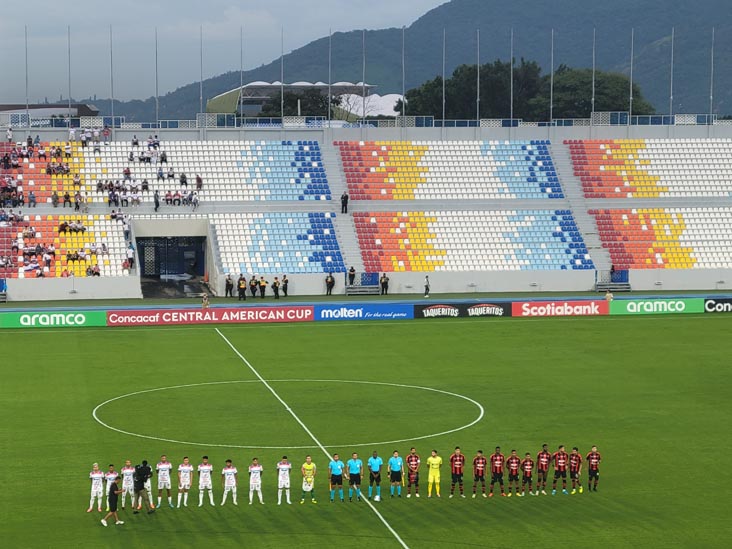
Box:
214 327 410 549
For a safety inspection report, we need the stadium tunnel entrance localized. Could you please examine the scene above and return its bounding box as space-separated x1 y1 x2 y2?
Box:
131 218 212 299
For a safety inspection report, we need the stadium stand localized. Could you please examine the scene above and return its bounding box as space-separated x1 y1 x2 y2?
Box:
0 214 128 278
1 141 85 205
211 212 345 275
591 207 732 269
337 140 563 200
82 140 330 203
567 139 732 198
354 210 592 272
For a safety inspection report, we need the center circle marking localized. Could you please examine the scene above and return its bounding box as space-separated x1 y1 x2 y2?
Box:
92 379 485 449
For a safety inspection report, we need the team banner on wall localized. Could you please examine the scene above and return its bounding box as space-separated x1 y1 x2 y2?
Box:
315 304 414 321
106 306 314 326
609 298 704 315
511 300 609 317
0 310 108 328
414 302 512 319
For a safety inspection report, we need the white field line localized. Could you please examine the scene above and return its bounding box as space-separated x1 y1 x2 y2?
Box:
215 327 410 549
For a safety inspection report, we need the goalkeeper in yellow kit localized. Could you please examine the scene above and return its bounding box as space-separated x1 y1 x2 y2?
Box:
300 455 317 504
426 449 443 498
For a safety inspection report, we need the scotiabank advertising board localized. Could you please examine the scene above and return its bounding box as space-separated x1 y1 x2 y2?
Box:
512 300 609 317
107 306 314 326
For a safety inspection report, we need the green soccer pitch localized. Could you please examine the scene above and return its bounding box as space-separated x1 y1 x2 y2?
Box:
2 315 731 548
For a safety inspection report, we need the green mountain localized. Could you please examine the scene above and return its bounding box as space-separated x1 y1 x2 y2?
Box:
108 0 731 121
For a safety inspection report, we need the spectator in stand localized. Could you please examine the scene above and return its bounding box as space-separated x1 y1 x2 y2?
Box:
6 127 13 142
86 265 94 277
128 151 134 162
195 174 203 190
164 190 173 205
122 259 130 270
157 167 164 181
191 192 199 211
131 135 139 147
126 244 135 268
63 192 71 208
69 128 76 141
74 192 81 212
167 167 175 180
179 172 188 187
27 191 36 208
51 191 59 208
173 190 181 206
80 131 87 148
123 220 130 240
64 143 72 158
34 135 40 146
348 266 356 285
102 126 111 144
73 174 81 187
141 179 149 192
341 191 349 214
154 190 160 212
160 151 168 163
123 167 131 181
38 145 46 159
93 265 101 276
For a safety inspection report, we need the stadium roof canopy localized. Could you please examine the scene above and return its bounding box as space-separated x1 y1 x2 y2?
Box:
207 81 377 114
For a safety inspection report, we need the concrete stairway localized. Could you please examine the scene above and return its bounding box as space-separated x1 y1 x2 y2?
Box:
550 141 612 272
332 212 364 273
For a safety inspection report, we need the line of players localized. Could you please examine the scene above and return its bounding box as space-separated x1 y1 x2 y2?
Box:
87 444 603 516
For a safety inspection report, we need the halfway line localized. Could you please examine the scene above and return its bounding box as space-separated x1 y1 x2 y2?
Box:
215 327 409 549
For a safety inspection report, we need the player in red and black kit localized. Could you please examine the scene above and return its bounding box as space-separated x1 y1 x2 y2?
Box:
535 443 551 495
551 445 569 495
585 445 601 492
488 446 506 497
519 452 535 497
448 447 466 498
506 450 521 497
569 447 583 494
471 450 488 498
406 447 421 498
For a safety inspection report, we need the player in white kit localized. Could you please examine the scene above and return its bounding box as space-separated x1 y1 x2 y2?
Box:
177 456 194 507
221 459 238 505
104 464 119 512
197 456 215 507
88 463 105 512
276 456 292 505
157 454 174 508
120 460 135 509
248 458 264 505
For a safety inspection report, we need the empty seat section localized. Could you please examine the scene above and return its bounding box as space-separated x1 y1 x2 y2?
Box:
353 209 592 272
337 140 563 200
591 207 732 269
567 138 732 198
211 212 345 275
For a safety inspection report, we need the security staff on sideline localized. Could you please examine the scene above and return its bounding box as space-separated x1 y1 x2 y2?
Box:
325 273 335 296
272 277 281 299
380 273 390 295
249 276 258 298
237 275 247 301
282 275 289 297
259 276 268 298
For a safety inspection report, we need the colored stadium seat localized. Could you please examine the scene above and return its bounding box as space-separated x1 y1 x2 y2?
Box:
212 212 345 275
337 140 563 200
591 207 732 269
354 210 592 272
81 140 330 203
567 139 732 198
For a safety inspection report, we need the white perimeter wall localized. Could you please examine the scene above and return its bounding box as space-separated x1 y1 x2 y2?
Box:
6 276 142 301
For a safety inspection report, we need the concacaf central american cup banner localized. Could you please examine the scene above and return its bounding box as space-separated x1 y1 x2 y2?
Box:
106 306 314 326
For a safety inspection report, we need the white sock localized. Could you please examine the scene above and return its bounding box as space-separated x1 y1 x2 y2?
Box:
157 497 161 506
89 496 95 509
286 489 291 503
209 490 215 505
222 491 228 505
199 491 203 506
232 488 237 504
168 496 172 505
258 490 263 503
147 489 152 502
249 491 253 504
184 492 188 505
278 489 282 504
97 496 103 509
177 493 182 506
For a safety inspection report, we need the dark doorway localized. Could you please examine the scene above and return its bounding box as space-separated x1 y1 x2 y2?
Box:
137 236 206 277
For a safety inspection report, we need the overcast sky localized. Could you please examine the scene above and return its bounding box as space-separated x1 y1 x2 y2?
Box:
0 0 447 104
